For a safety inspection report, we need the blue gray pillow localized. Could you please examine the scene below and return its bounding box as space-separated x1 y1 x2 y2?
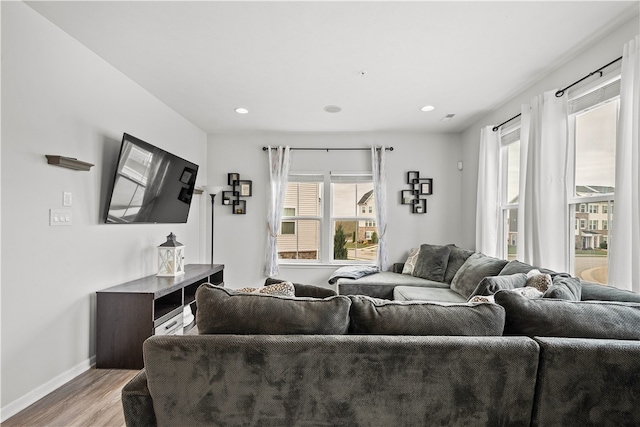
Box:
450 253 509 299
412 244 451 282
195 284 351 335
543 274 582 301
469 273 528 298
348 295 505 336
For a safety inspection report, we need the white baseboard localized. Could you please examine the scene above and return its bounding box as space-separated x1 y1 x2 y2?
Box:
0 355 96 423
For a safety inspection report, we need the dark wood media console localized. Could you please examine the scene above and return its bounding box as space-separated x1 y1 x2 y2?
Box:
96 264 224 369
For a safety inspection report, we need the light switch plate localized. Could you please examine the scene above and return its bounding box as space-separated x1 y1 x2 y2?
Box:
63 192 72 206
50 209 72 226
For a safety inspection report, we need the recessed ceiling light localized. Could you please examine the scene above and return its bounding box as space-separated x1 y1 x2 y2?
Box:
324 105 342 113
421 105 435 112
234 107 249 114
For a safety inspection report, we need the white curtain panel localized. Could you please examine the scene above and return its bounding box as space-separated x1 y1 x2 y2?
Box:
609 35 640 292
475 126 501 257
264 146 291 277
519 90 570 273
371 146 388 271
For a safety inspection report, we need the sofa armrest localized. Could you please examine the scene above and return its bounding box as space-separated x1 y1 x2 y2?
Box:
122 369 157 427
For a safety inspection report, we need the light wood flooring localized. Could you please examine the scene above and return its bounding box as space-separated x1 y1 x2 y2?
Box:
2 368 138 427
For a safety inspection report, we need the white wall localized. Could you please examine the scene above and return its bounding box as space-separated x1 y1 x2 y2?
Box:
0 2 207 417
208 132 463 289
460 13 640 250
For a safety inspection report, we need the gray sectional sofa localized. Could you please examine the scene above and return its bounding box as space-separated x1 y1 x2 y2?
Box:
336 243 640 305
122 282 640 426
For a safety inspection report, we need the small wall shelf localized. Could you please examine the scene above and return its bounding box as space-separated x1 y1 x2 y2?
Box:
46 155 94 171
223 173 252 214
401 171 433 214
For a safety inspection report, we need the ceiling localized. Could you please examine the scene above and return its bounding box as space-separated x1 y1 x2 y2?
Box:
27 1 639 134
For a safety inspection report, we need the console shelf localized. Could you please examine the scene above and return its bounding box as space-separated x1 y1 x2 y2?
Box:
96 264 224 369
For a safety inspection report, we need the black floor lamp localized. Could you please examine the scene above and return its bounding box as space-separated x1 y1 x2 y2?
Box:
204 185 223 266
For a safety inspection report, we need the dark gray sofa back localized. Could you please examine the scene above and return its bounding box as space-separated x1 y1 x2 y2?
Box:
532 337 640 426
140 335 540 427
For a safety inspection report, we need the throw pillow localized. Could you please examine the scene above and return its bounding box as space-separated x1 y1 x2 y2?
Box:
450 253 509 299
512 286 544 299
348 295 505 336
195 284 351 335
412 244 451 282
498 260 556 276
495 290 640 339
468 295 496 304
401 247 420 275
469 273 528 298
443 244 475 283
543 274 582 301
264 277 337 298
234 282 295 297
525 269 552 292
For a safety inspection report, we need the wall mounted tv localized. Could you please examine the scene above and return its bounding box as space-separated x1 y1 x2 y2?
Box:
105 133 199 224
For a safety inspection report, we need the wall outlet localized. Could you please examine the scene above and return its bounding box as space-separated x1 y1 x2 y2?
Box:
50 209 72 226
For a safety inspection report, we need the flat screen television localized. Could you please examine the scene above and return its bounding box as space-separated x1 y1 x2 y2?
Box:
105 133 199 224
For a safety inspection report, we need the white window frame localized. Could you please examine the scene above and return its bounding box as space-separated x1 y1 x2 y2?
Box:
498 122 521 261
279 172 375 266
566 71 620 276
330 173 375 265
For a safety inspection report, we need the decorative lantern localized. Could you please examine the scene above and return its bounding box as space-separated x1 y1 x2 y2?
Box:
157 232 185 276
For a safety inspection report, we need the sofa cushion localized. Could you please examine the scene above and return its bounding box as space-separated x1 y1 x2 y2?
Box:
195 284 351 335
412 244 451 282
264 277 337 298
543 274 581 301
580 281 640 303
393 286 467 303
469 273 528 297
495 290 640 340
348 295 505 335
450 253 509 299
443 244 475 283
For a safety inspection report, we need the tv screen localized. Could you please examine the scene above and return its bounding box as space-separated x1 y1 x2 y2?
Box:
105 133 199 224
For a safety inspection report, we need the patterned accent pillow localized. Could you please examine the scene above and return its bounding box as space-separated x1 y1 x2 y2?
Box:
526 271 552 292
401 247 420 275
235 282 295 297
468 295 496 304
512 286 544 299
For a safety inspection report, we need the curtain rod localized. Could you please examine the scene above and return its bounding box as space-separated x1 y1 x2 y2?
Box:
262 146 394 152
493 55 623 132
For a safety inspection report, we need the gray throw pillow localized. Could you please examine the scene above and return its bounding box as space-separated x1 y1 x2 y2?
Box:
450 253 509 299
495 290 640 340
581 281 640 303
195 284 351 335
543 274 582 301
348 295 505 336
498 260 556 276
412 244 451 282
443 244 475 283
469 273 528 298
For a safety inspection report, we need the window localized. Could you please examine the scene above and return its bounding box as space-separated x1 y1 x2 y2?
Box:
276 173 376 264
568 79 619 284
332 175 376 263
499 125 520 260
276 176 322 261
